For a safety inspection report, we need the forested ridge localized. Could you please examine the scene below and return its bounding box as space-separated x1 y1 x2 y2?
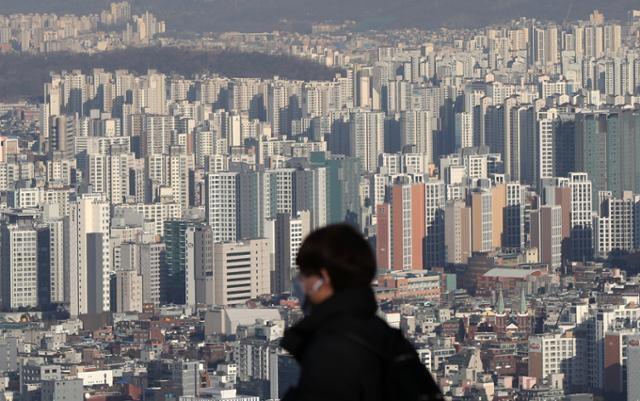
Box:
0 47 340 101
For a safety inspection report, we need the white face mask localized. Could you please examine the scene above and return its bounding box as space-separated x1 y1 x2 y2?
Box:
296 273 324 296
308 278 324 294
300 278 324 317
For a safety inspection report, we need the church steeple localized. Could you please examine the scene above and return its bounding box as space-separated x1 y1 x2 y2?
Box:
519 285 527 315
496 287 505 315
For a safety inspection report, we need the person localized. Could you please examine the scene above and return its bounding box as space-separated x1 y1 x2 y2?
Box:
280 224 442 401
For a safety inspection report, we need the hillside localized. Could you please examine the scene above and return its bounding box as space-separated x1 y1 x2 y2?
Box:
0 47 340 101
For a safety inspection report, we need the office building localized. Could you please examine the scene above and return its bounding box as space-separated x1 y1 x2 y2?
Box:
213 239 271 306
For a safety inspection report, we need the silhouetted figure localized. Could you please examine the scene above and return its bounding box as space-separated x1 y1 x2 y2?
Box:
281 224 443 401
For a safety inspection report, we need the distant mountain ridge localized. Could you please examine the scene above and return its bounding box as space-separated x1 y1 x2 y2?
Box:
0 0 638 32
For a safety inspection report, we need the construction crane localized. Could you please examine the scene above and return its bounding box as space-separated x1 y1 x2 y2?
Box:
554 303 568 328
563 0 576 25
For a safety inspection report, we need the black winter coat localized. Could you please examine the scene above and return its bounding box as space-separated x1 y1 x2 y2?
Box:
280 287 392 401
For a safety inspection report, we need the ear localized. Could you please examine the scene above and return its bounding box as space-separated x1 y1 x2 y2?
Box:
320 268 331 285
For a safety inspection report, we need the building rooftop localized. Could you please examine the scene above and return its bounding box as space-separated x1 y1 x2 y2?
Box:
483 268 539 279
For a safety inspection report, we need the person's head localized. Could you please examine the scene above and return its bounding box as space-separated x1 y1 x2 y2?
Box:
296 224 376 304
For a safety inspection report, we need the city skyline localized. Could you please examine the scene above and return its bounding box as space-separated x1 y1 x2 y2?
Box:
0 2 640 401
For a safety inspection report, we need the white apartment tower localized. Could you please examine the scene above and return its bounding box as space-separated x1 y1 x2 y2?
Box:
595 191 637 258
168 147 195 214
267 82 289 137
143 115 174 156
119 241 164 306
114 270 143 313
46 219 66 305
206 172 239 242
350 110 385 173
568 172 594 260
536 110 557 185
68 194 111 317
144 71 167 115
454 112 474 150
0 218 38 310
401 110 433 163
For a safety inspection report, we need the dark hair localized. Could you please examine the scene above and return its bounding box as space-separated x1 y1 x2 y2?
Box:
296 224 376 291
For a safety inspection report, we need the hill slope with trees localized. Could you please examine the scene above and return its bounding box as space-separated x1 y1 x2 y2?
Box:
0 47 340 101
